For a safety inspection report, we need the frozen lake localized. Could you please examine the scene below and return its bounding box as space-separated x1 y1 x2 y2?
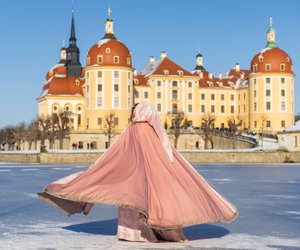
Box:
0 162 300 249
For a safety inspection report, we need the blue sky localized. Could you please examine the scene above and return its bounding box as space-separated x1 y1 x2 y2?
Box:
0 0 299 128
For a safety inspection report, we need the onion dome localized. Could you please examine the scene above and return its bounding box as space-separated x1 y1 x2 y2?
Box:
250 18 293 74
86 8 132 68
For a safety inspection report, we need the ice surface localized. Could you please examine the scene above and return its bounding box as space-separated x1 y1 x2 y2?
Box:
0 163 299 249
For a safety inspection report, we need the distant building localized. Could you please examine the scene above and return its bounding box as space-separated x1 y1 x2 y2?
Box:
278 121 300 151
37 9 295 149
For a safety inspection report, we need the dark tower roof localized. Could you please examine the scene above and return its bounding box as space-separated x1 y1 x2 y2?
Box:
66 11 82 77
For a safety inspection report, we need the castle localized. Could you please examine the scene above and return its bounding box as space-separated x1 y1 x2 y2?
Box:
37 9 295 149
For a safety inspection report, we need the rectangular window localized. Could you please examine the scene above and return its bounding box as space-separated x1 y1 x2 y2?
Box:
281 90 285 96
157 81 161 87
128 72 131 79
201 105 205 113
221 94 225 101
97 97 102 107
281 101 286 111
188 104 193 112
281 120 285 127
157 92 161 99
114 71 119 78
244 93 246 100
281 78 285 84
172 90 177 100
244 105 246 112
254 90 257 98
114 84 119 92
157 103 161 112
172 81 178 87
188 82 192 88
87 85 89 93
97 117 102 125
201 93 205 100
221 105 225 113
144 91 149 99
134 91 139 98
98 84 102 92
265 64 271 71
230 105 234 114
238 94 240 101
114 97 119 107
254 121 257 128
230 94 234 101
238 106 240 114
114 117 119 125
266 120 271 128
266 77 271 84
211 94 215 101
280 63 285 71
211 105 215 113
254 78 257 85
295 136 298 147
266 102 271 110
266 89 271 96
254 102 257 111
128 85 131 93
97 71 102 78
188 93 192 100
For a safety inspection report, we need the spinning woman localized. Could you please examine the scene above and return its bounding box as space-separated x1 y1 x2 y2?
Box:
38 102 237 242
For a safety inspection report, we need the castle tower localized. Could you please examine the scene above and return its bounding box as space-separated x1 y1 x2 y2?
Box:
66 8 82 76
84 8 134 133
249 18 294 134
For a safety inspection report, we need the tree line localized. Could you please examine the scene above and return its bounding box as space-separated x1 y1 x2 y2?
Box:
0 112 71 151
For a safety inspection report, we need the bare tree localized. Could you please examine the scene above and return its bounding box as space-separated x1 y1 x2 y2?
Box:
227 117 243 149
200 113 215 149
3 126 17 151
168 112 185 149
26 118 40 150
39 116 55 151
259 114 267 148
103 110 116 148
0 128 6 150
15 122 26 150
55 112 71 149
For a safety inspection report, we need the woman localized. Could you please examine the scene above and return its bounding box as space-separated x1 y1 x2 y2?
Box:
38 102 237 242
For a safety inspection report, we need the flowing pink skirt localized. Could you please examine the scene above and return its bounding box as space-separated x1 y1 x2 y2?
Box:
38 122 237 241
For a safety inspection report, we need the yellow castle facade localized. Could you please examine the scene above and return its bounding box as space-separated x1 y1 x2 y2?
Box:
37 11 295 149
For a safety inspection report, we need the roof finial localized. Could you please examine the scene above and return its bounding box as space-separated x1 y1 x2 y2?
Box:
108 6 112 18
270 17 273 28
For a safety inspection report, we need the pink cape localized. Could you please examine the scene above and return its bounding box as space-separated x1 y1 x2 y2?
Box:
38 122 237 230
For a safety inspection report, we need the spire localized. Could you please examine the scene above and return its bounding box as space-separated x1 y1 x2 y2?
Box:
66 1 82 76
103 6 116 39
266 17 277 48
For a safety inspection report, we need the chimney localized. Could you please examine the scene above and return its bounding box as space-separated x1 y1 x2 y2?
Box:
160 51 167 59
209 72 213 79
199 72 203 79
235 63 240 72
149 56 155 64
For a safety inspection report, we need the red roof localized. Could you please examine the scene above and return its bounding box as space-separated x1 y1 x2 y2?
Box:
87 39 132 68
43 76 84 96
251 47 293 73
134 74 149 87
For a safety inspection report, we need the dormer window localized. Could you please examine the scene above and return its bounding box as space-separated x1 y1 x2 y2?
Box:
259 55 264 62
253 64 258 72
265 63 271 71
280 63 285 71
134 79 139 85
97 55 103 64
127 56 131 65
113 56 120 64
75 79 80 86
86 55 91 65
286 57 290 62
106 48 111 54
163 70 169 76
177 70 183 76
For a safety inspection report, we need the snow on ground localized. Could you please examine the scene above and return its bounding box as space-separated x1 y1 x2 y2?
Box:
0 163 300 249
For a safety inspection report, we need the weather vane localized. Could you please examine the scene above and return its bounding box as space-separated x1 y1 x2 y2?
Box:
270 17 273 27
108 6 112 17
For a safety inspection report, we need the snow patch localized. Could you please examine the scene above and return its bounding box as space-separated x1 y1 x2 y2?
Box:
97 38 111 47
